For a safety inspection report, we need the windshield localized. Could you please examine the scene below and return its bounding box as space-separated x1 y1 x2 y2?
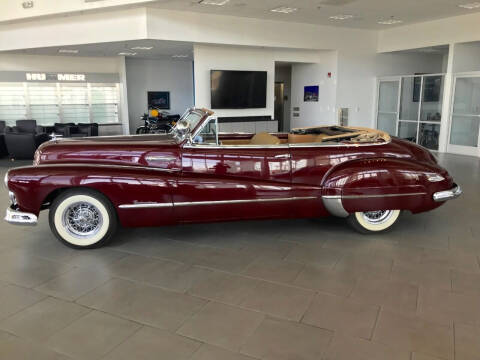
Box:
183 111 204 131
171 110 205 141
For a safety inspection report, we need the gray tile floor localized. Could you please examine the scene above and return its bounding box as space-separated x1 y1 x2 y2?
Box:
0 153 479 360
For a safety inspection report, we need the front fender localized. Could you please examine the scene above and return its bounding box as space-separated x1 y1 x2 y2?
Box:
6 164 176 227
322 157 453 215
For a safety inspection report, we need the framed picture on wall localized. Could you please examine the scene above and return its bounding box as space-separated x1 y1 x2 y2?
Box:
304 85 319 102
148 91 170 109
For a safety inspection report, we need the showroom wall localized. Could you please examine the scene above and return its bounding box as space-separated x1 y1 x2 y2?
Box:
194 44 341 131
452 42 480 72
193 44 275 120
125 57 194 133
375 52 445 76
291 54 337 127
0 54 123 73
377 12 480 52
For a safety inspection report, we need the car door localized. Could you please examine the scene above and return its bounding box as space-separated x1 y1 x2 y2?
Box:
289 143 362 217
173 118 294 223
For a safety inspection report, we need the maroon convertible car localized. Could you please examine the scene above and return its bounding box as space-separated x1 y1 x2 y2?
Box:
4 108 461 248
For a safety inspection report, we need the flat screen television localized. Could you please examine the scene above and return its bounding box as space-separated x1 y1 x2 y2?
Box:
210 70 267 109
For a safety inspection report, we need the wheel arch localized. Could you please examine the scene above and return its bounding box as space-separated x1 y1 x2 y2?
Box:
321 156 441 216
42 186 116 214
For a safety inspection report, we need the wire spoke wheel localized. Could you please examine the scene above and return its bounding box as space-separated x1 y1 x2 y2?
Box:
50 190 117 249
63 202 103 238
361 210 394 225
348 209 401 233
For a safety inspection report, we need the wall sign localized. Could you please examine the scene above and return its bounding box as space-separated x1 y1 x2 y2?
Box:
25 73 86 81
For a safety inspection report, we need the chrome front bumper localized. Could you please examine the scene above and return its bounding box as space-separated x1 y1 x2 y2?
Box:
4 206 38 225
433 184 462 202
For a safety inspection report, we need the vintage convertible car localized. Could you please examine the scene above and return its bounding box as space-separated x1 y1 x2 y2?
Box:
4 108 461 248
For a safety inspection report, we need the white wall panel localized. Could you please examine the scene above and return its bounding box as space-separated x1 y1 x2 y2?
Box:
125 57 194 133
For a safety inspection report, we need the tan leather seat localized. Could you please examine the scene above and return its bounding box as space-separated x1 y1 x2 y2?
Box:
250 132 280 145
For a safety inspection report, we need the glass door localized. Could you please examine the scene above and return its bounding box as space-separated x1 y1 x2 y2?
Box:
398 75 443 150
377 74 444 151
448 75 480 157
398 76 421 143
376 79 400 135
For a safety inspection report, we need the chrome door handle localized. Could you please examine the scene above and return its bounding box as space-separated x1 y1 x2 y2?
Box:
274 154 290 159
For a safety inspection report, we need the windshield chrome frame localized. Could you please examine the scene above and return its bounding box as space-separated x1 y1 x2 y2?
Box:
171 108 208 143
184 115 219 147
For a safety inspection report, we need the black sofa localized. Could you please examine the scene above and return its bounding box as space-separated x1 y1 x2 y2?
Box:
71 123 99 137
54 122 75 137
5 120 50 160
49 122 99 138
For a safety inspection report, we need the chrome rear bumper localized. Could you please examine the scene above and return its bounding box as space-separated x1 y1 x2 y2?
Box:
4 206 37 225
433 184 462 202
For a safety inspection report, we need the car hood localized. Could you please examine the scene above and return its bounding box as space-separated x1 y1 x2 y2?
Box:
36 134 182 170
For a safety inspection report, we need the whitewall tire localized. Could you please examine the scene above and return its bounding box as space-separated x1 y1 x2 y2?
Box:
49 189 117 249
347 209 401 234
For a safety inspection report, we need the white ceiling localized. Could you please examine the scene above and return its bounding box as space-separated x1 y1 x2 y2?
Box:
6 40 194 60
147 0 480 29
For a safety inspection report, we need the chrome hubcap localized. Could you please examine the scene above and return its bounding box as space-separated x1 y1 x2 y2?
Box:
62 202 103 237
362 210 393 225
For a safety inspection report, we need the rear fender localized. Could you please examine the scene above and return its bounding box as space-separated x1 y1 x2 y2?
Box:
321 157 452 215
6 165 176 227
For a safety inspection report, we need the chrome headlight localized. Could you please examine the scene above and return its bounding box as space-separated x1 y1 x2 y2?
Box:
427 174 445 182
4 171 9 188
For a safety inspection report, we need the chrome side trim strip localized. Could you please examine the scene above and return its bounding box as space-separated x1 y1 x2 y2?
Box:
322 197 349 218
174 196 316 207
433 184 462 202
119 196 317 209
119 202 173 209
5 207 37 226
324 192 427 200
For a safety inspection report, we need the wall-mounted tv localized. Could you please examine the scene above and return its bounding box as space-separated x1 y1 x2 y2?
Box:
211 70 267 109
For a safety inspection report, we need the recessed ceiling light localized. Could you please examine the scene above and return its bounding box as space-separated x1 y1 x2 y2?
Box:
458 2 480 9
378 18 403 25
198 0 229 5
58 49 79 54
118 52 136 56
131 46 153 50
172 54 189 58
271 6 298 14
329 14 354 20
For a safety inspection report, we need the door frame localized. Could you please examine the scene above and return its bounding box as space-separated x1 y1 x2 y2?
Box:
375 76 401 136
275 82 285 132
446 72 480 157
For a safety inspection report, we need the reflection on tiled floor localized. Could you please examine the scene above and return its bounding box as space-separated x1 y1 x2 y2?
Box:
0 153 479 360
